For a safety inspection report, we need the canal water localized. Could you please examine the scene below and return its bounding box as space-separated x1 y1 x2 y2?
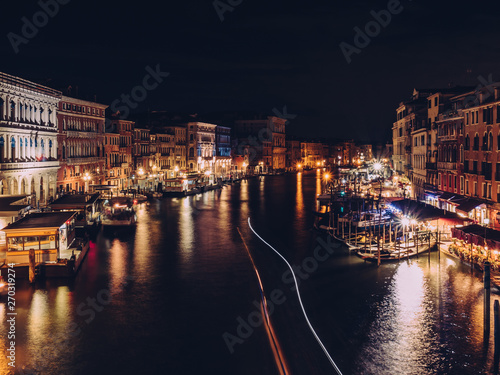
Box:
0 170 497 374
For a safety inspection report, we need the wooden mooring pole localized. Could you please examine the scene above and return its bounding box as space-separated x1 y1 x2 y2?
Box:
29 248 36 283
485 262 491 338
416 231 419 258
494 300 499 373
428 231 431 261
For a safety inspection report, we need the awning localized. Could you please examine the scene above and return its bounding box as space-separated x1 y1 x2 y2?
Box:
388 199 470 223
451 224 500 250
456 199 484 215
438 192 456 201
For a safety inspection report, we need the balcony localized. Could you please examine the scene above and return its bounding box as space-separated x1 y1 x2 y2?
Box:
426 162 437 170
437 134 457 142
0 160 59 171
437 162 457 170
67 156 101 165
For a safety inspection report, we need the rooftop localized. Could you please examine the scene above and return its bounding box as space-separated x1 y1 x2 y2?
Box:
50 193 100 209
1 211 77 231
0 195 31 214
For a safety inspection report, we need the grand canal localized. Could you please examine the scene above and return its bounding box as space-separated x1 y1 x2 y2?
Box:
0 171 497 374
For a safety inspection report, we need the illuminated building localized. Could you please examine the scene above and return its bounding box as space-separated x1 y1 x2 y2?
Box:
0 71 61 205
57 96 107 193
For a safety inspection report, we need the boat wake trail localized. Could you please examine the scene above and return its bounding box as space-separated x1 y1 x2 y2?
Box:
248 217 343 375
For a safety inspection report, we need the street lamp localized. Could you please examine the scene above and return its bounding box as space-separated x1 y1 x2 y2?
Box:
83 172 91 193
373 162 382 172
324 172 333 235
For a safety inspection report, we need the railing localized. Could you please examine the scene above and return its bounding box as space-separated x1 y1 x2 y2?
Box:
0 160 59 170
67 157 101 164
67 130 98 138
437 134 457 142
437 162 457 170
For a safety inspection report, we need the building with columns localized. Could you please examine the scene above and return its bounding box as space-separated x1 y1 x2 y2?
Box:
186 122 217 173
0 72 61 205
57 96 107 193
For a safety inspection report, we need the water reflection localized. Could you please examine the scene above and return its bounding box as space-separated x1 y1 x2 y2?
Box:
178 197 195 262
1 172 499 375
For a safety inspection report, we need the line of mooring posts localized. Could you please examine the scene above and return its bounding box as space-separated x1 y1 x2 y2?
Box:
484 262 500 374
495 299 500 373
485 262 491 339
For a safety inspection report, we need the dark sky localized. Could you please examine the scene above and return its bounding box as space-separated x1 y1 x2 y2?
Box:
1 0 500 143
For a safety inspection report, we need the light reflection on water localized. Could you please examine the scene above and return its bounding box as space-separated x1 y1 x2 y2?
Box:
349 256 496 375
0 172 498 374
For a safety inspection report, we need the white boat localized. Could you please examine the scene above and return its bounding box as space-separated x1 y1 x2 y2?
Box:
352 211 392 229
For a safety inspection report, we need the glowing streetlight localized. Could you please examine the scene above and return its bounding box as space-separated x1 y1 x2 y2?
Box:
401 217 410 227
138 168 144 176
373 162 382 171
297 163 302 168
324 173 330 181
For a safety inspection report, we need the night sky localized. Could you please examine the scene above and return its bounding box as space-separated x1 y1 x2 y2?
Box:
1 0 499 143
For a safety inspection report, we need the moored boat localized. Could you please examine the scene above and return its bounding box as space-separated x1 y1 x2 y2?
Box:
101 197 137 227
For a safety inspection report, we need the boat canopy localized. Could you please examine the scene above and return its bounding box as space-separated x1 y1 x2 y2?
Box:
388 199 471 223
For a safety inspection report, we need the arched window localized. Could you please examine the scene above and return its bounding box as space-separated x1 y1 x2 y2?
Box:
489 131 494 151
483 132 488 150
48 140 52 159
189 147 194 158
460 145 464 163
452 146 457 162
473 133 479 150
11 137 15 162
0 137 4 163
10 101 15 121
465 134 470 150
